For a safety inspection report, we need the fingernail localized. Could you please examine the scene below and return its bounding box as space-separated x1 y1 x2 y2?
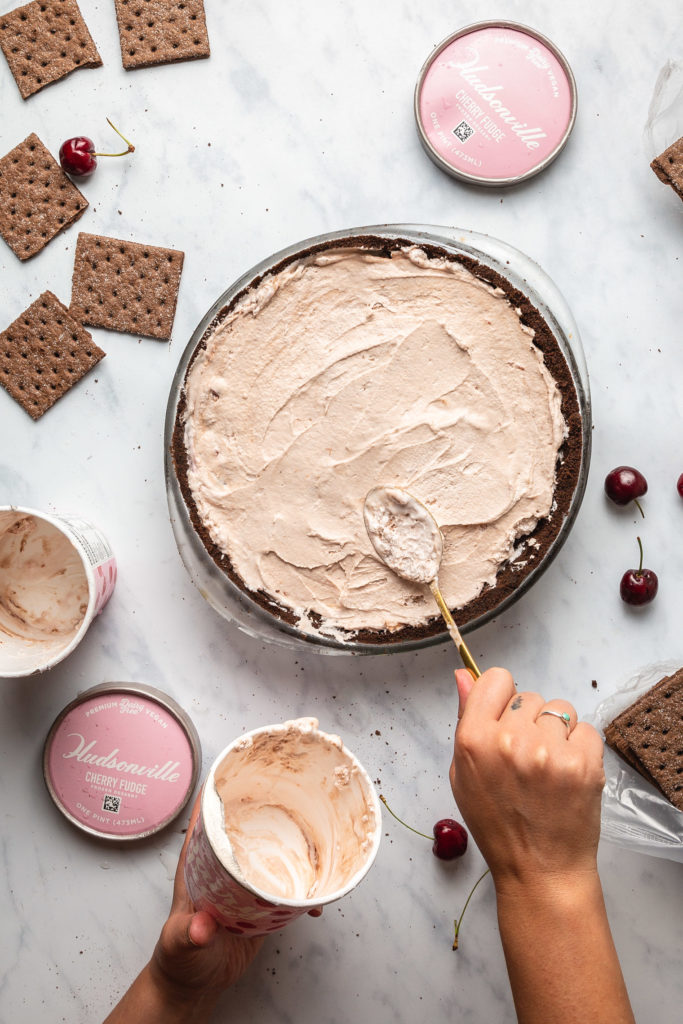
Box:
454 670 467 716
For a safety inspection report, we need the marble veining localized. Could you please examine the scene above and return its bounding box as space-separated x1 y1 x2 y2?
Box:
1 1 683 1022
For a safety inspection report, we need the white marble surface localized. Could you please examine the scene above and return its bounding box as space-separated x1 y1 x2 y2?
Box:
1 1 683 1021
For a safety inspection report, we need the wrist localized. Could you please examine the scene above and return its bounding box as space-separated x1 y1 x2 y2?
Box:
493 864 603 910
103 962 221 1024
144 961 221 1022
492 867 634 1024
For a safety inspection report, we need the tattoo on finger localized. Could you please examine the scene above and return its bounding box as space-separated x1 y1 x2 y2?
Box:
510 695 523 710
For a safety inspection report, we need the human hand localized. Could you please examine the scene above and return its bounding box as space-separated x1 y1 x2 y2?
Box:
149 793 265 1002
104 792 328 1023
449 667 605 894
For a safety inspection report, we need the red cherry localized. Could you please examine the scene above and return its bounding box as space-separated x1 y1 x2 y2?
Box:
677 473 683 498
621 569 658 605
380 795 468 861
620 536 658 605
59 119 135 179
432 819 468 860
59 136 97 177
604 466 647 516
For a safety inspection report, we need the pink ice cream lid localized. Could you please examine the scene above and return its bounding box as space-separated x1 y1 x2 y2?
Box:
43 682 201 841
415 22 577 186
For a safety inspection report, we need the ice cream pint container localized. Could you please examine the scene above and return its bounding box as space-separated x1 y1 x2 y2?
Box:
415 21 577 186
43 682 201 841
0 505 117 678
184 717 381 934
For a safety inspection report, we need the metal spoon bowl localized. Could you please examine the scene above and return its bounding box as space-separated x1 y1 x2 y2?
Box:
363 486 480 678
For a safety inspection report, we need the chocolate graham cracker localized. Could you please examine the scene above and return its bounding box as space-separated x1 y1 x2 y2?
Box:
606 672 676 734
604 723 661 790
0 133 88 260
0 291 104 419
603 671 676 788
113 0 210 71
0 0 102 100
605 668 683 811
70 232 185 340
651 136 683 204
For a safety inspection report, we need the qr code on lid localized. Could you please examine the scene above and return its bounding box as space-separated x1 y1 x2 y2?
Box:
103 794 121 814
452 120 474 143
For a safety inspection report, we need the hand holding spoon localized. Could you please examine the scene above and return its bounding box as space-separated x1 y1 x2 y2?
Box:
363 486 480 679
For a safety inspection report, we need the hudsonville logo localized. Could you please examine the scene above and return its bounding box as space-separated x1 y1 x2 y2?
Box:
63 733 182 782
445 50 548 150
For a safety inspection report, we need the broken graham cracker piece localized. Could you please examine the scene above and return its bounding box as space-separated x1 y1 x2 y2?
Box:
0 0 102 100
70 232 185 340
605 669 683 811
0 291 104 420
0 132 88 261
113 0 210 71
651 136 683 203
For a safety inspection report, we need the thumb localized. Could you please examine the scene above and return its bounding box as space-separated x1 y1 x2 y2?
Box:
455 669 476 720
187 910 220 948
160 909 218 961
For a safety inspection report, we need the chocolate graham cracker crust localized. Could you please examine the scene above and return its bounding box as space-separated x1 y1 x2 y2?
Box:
171 235 584 646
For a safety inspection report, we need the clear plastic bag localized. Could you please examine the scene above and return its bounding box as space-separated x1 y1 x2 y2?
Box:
590 662 683 863
644 59 683 160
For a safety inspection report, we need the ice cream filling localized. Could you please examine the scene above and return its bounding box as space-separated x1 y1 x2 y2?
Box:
0 512 88 664
183 246 567 635
207 718 377 902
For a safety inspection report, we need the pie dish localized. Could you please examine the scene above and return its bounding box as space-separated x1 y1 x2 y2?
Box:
165 225 590 653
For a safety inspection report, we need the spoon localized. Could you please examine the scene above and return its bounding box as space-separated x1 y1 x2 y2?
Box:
363 486 481 679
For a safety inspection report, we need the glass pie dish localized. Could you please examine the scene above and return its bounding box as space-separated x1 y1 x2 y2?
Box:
164 224 591 655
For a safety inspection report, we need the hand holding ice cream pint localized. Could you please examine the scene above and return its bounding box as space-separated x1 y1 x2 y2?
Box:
185 718 381 934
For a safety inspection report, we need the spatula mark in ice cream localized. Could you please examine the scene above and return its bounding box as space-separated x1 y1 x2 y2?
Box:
209 719 377 904
222 801 321 900
0 514 88 642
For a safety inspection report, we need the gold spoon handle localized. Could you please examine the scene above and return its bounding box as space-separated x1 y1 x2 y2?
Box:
429 580 481 679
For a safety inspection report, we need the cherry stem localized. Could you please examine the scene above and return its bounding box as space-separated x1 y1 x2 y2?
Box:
379 794 433 842
634 498 645 519
92 117 135 157
452 868 490 951
636 535 644 574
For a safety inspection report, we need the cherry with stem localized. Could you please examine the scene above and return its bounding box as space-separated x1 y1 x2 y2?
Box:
619 535 658 605
59 118 135 178
381 793 484 948
379 794 467 860
604 466 647 517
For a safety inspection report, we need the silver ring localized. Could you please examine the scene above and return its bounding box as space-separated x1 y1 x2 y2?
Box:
537 709 572 733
